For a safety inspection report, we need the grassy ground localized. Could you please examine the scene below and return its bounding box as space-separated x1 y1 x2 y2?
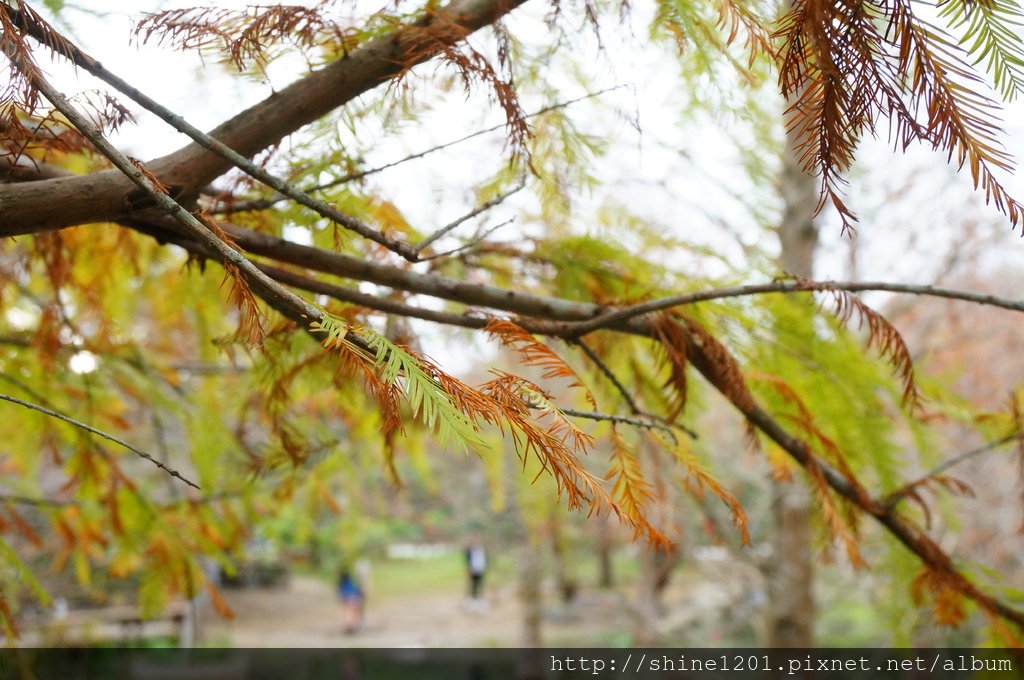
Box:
359 548 641 604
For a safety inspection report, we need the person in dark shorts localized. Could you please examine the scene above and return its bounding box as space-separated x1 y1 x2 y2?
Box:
338 569 364 634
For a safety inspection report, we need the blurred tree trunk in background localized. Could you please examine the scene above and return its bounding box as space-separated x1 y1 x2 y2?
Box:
597 514 615 589
632 545 661 646
765 117 821 647
632 542 680 644
551 511 579 604
521 535 544 647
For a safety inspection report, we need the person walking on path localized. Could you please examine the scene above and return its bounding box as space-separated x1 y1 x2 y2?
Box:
465 536 488 613
338 569 365 634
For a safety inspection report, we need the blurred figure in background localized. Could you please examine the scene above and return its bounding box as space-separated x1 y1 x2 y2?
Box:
464 534 488 613
338 568 365 634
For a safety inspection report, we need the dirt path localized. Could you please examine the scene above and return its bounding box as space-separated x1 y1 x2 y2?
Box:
200 575 633 647
200 557 757 648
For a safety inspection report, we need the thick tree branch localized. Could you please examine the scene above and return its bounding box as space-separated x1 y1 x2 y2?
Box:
0 0 529 235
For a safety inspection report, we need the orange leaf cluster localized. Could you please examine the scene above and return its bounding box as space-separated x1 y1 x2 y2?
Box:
806 462 866 567
748 373 868 564
667 439 751 544
389 350 670 546
485 318 596 408
655 313 755 415
133 2 352 71
2 5 131 168
606 426 656 521
400 17 530 161
650 313 690 421
0 1 75 109
219 262 266 350
911 567 969 627
776 0 1022 231
821 288 920 409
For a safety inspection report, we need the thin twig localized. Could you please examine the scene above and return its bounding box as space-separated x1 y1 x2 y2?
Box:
568 279 1024 337
417 219 514 262
0 494 76 508
0 393 198 489
560 408 680 442
414 181 525 253
213 87 627 214
574 338 643 414
571 339 697 438
885 432 1024 508
522 398 681 442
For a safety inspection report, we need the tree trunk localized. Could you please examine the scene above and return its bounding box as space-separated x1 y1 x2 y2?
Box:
550 511 578 604
517 539 546 680
632 545 661 646
766 114 819 648
597 514 615 589
632 543 679 645
520 535 544 648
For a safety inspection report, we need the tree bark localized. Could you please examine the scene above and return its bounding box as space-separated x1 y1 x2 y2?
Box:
550 511 578 604
632 544 678 645
632 545 661 646
596 513 615 589
765 112 820 648
520 535 544 647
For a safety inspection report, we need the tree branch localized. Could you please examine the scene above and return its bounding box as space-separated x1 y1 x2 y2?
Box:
885 432 1024 508
0 393 198 490
414 181 525 253
566 279 1024 337
417 219 515 262
556 407 683 442
574 338 643 413
0 0 531 235
571 338 698 439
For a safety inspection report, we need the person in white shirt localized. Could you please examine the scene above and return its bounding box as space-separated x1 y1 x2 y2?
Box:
464 535 488 612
